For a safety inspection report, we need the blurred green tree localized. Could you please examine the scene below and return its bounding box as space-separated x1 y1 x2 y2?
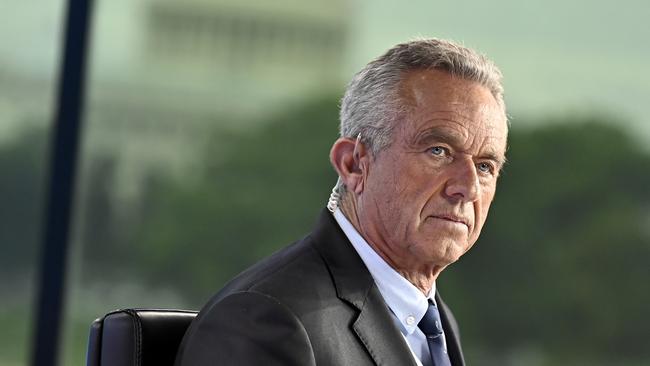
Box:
132 96 340 300
0 125 47 275
0 125 48 366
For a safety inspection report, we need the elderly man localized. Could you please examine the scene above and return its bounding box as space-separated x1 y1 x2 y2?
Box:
176 38 508 366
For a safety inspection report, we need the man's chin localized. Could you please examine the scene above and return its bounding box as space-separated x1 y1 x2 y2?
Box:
431 242 470 267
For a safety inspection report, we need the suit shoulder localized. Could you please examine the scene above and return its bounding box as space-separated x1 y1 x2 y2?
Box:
176 291 317 365
206 234 333 307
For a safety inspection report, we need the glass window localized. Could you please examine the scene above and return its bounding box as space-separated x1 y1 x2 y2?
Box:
62 1 650 365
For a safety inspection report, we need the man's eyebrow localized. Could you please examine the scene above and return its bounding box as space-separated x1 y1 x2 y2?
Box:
412 126 507 167
411 126 465 148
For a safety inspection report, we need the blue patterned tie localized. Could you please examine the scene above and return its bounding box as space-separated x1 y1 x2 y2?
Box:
418 300 452 366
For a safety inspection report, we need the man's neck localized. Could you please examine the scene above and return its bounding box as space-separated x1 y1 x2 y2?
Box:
338 198 443 295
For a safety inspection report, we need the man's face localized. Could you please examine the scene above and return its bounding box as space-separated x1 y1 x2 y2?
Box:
356 69 508 270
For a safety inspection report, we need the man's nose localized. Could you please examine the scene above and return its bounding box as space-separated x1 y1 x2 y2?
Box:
443 157 480 203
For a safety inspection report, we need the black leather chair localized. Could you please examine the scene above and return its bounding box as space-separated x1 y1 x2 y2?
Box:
86 309 197 366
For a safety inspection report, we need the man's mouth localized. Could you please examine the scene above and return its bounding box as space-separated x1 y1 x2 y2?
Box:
430 214 470 229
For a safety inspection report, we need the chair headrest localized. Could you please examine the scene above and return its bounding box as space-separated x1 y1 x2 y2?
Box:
87 309 198 366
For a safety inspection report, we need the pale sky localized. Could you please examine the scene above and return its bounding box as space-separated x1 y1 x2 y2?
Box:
1 0 648 142
348 0 650 142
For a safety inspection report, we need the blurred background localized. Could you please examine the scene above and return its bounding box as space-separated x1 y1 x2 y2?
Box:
1 0 649 365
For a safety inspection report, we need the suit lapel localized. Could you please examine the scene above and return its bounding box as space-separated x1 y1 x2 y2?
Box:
311 209 417 366
351 286 418 366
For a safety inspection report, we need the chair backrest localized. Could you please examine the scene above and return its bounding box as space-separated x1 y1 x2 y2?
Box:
86 308 197 366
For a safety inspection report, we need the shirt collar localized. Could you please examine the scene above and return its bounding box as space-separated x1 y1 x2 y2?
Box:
333 209 436 335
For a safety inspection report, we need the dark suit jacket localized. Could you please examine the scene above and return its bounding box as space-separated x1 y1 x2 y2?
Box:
175 209 465 365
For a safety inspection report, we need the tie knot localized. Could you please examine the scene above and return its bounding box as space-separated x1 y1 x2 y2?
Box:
418 300 444 338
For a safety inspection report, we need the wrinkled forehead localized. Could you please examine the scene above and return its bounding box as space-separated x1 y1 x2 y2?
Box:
391 69 508 151
398 69 506 118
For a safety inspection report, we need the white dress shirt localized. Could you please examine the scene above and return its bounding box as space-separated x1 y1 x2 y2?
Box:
333 209 448 366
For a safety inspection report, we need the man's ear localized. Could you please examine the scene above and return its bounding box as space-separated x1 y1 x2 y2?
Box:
329 137 370 195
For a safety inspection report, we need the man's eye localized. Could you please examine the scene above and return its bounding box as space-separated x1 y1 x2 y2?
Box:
477 162 494 174
429 146 447 156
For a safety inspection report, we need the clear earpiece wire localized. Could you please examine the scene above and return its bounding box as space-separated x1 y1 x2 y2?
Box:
327 178 341 213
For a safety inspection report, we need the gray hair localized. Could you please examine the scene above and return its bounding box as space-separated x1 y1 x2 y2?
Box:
329 38 505 211
339 38 505 154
